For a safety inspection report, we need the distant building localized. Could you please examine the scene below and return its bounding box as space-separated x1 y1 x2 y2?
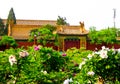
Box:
2 19 89 51
3 19 57 40
57 22 89 51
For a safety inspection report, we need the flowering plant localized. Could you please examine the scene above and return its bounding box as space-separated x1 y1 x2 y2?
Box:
0 46 70 84
74 46 120 83
1 45 120 83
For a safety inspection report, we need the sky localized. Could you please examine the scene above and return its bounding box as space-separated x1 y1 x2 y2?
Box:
0 0 120 30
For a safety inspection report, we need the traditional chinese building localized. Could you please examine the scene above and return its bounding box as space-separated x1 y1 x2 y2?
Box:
3 19 57 40
2 19 89 51
57 22 89 51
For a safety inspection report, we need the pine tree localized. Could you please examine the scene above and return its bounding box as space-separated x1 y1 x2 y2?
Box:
7 8 16 24
4 8 16 35
0 18 5 35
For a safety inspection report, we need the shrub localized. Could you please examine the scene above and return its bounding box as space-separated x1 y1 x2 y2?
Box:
74 46 120 83
0 46 70 83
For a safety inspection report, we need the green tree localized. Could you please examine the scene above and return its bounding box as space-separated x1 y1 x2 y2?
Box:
0 35 18 47
0 18 5 35
42 24 56 32
88 26 97 44
7 8 16 24
57 16 69 25
88 27 117 44
4 8 16 35
29 24 58 46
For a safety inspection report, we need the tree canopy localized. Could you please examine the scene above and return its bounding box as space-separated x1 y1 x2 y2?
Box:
29 24 58 46
41 24 56 32
88 27 117 44
4 8 16 35
7 8 16 24
56 16 69 25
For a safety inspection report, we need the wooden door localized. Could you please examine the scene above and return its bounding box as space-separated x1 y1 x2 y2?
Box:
64 39 80 51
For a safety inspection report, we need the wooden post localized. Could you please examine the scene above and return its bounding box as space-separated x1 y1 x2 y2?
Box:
8 24 11 36
8 20 14 36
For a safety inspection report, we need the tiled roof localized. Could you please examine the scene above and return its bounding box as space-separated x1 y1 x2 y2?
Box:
57 26 89 35
3 19 57 26
1 19 89 40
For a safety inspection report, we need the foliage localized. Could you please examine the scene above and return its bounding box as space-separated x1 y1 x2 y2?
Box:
0 36 18 47
116 28 120 37
6 8 16 24
73 46 120 83
43 47 92 84
66 47 92 64
4 8 16 35
0 46 70 84
65 47 92 83
42 24 56 32
57 16 69 25
29 24 58 46
0 18 5 35
88 27 117 44
1 45 120 83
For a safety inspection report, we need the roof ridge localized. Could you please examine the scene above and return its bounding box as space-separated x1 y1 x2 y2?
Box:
2 19 57 22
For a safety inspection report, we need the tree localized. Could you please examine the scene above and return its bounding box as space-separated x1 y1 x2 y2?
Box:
0 35 18 47
29 24 58 46
88 26 97 43
4 8 16 35
57 16 69 25
88 27 117 44
42 24 56 32
7 8 16 24
0 18 5 35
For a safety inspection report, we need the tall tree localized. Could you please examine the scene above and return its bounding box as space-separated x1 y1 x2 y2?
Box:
57 16 69 25
7 8 16 24
0 18 5 35
4 8 16 35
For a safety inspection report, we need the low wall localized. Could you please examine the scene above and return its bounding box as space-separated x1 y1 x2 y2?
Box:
87 42 120 50
1 41 120 51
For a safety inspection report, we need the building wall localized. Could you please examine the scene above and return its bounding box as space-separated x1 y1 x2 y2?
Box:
11 25 42 39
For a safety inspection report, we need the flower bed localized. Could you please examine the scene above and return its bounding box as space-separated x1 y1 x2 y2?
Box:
0 46 120 84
